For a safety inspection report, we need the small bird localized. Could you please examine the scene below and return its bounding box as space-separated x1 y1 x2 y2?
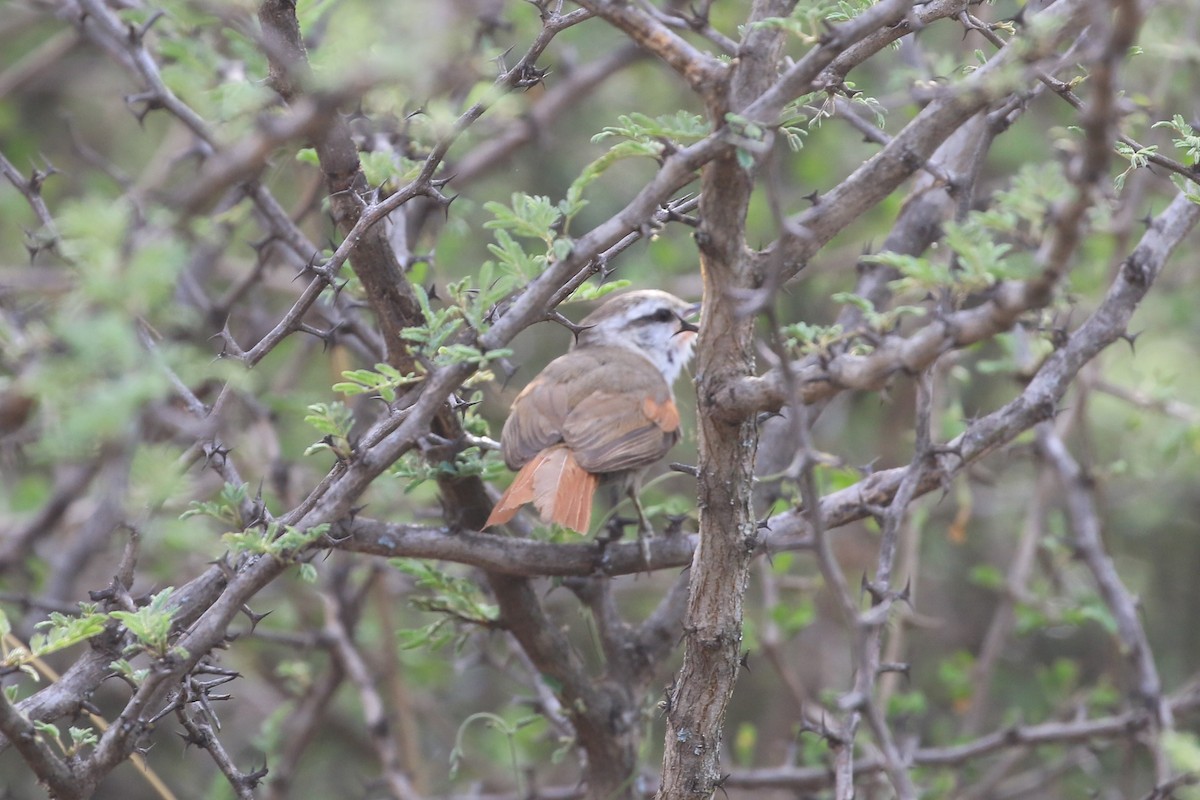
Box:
485 290 699 535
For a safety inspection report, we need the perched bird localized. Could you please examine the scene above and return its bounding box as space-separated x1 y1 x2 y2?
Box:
485 290 699 535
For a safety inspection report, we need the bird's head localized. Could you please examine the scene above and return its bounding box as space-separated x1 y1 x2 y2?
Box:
575 290 700 384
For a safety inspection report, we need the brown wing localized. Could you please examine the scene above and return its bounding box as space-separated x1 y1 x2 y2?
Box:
499 345 686 472
499 375 571 469
563 390 679 474
500 346 681 474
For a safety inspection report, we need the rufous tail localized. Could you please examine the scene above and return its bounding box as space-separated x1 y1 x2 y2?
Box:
485 445 598 533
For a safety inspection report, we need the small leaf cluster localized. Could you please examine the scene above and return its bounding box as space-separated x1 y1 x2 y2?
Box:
776 295 925 362
222 522 332 563
334 362 420 403
186 484 328 574
181 482 251 531
29 608 109 659
109 588 180 659
110 658 150 687
1 592 186 692
1153 115 1200 165
868 163 1071 299
400 283 480 364
780 321 851 358
336 196 557 402
1012 595 1118 638
485 193 570 252
590 111 710 156
298 148 423 193
778 89 885 152
966 329 1053 378
468 127 693 328
303 401 355 459
832 292 927 332
1114 141 1158 193
1 606 107 680
574 111 710 195
481 191 582 290
392 444 505 492
971 163 1072 245
400 283 510 372
724 112 770 171
31 722 98 758
751 1 873 44
1152 115 1200 204
770 596 816 637
390 387 504 488
392 559 499 652
361 149 423 190
567 279 631 303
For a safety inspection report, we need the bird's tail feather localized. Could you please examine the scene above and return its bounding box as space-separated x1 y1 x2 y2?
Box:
484 446 597 533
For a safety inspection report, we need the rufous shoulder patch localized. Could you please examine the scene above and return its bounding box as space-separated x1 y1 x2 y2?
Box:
642 396 680 433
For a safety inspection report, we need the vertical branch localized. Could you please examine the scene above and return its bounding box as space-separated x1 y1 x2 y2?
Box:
254 0 425 366
488 574 640 800
265 664 345 800
1036 425 1172 765
803 443 859 800
658 3 793 797
849 372 936 800
322 580 421 800
372 578 431 794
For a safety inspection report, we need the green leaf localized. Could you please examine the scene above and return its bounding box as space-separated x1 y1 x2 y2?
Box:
887 690 928 717
1162 731 1200 778
181 482 248 529
936 650 975 704
735 147 755 171
968 564 1005 590
551 237 573 261
110 658 149 686
109 587 177 657
591 111 708 146
68 726 98 753
483 194 562 244
567 280 631 303
770 596 815 635
1153 114 1200 163
29 610 108 658
33 721 62 751
304 401 355 438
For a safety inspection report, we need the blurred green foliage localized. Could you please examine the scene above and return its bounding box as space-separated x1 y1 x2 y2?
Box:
0 0 1199 797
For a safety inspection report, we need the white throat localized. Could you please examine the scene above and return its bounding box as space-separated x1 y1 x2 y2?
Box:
611 331 695 386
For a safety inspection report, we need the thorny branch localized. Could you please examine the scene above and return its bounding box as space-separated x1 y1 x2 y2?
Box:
4 0 1199 798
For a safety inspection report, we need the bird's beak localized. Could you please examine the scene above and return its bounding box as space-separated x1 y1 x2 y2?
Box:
676 302 701 334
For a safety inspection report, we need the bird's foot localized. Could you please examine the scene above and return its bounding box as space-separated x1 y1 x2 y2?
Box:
637 528 653 571
602 515 637 542
633 514 657 572
593 517 631 575
599 514 655 572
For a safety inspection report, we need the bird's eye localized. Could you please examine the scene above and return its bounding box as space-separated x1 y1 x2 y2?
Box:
649 308 675 323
